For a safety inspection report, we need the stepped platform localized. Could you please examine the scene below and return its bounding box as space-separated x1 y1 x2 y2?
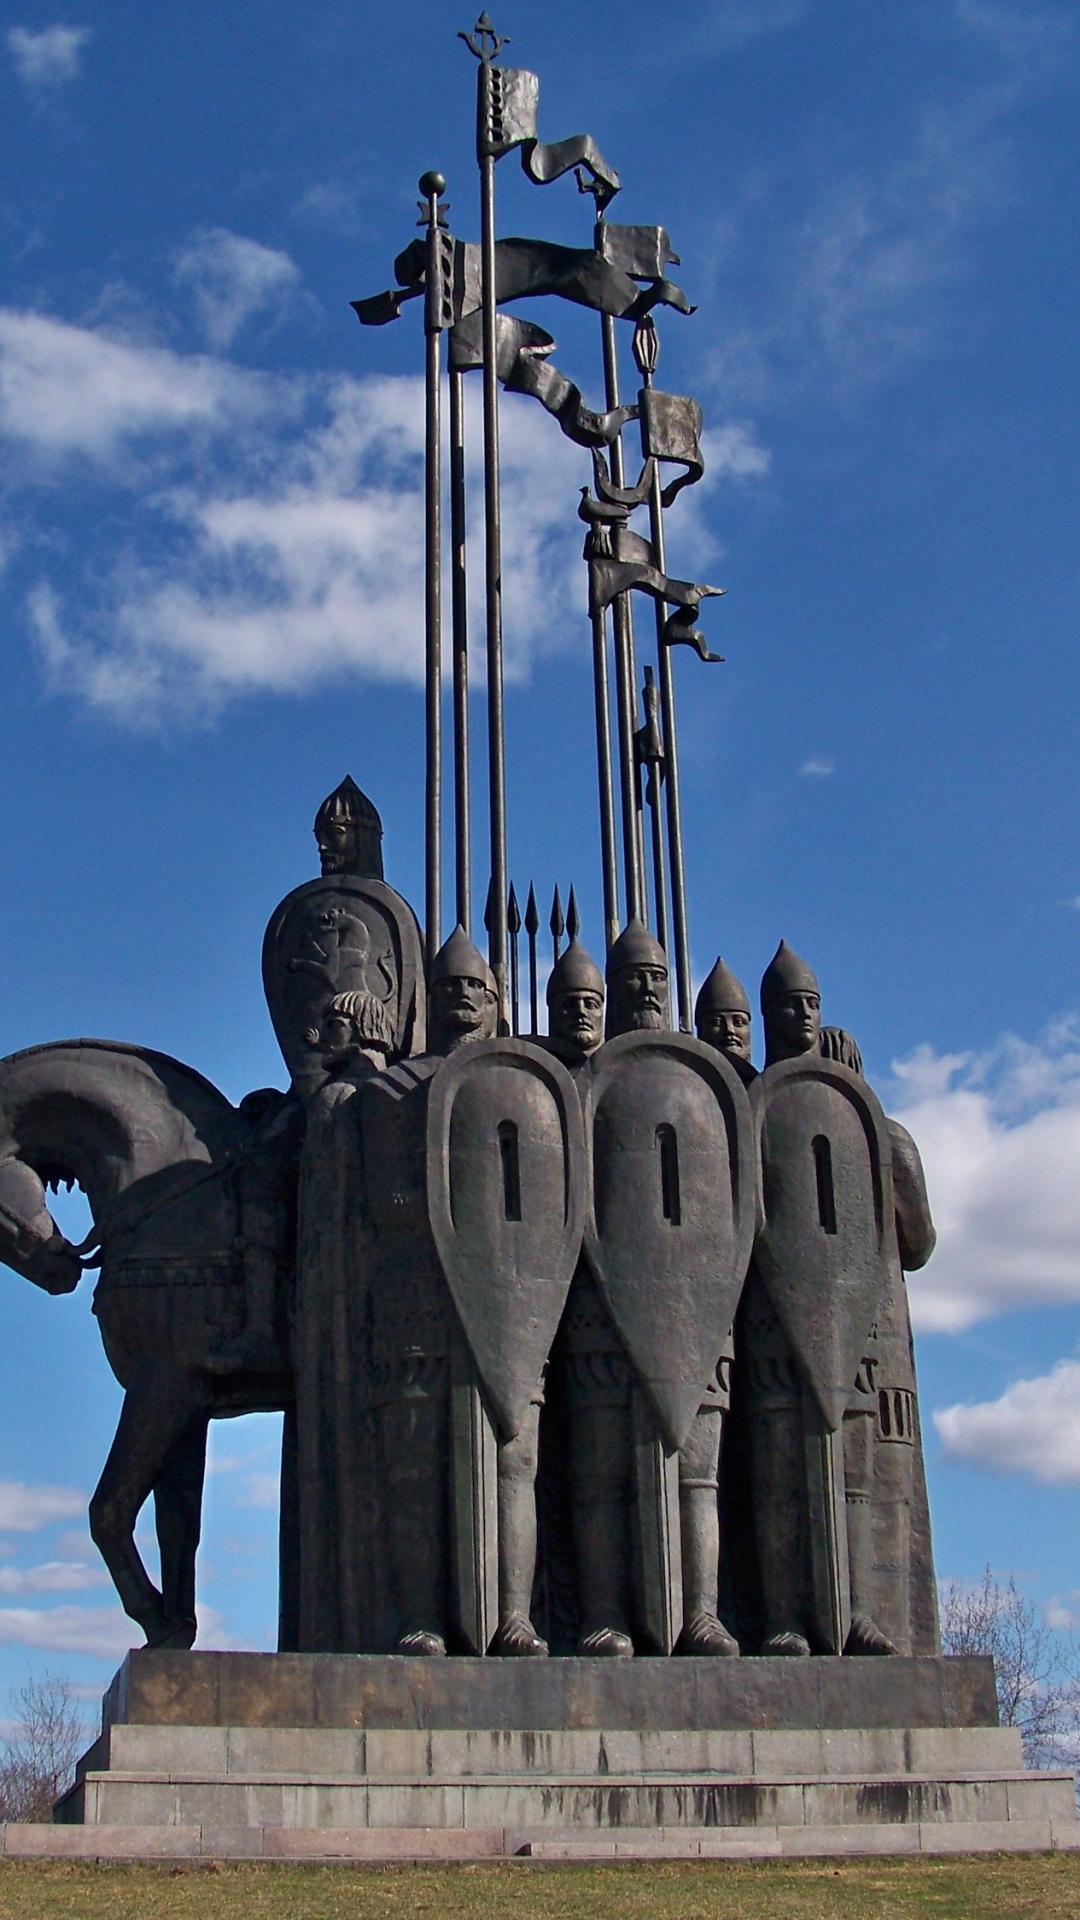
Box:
28 1650 1077 1861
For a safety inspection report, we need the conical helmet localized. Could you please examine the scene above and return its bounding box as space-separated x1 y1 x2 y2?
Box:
430 924 496 992
759 939 819 1013
547 937 604 1004
695 956 750 1024
605 918 668 980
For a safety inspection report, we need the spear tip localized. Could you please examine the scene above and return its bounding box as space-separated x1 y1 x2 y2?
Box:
507 883 521 934
566 885 581 940
549 885 565 938
524 883 540 936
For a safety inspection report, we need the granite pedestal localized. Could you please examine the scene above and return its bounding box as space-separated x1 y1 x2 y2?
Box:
28 1649 1077 1861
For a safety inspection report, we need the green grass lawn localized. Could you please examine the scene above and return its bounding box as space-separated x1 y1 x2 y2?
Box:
1 1856 1079 1920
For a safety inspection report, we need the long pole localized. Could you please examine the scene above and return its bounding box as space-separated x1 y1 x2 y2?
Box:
449 363 471 933
600 306 646 928
591 604 620 951
421 171 446 967
634 319 692 1028
480 148 509 1028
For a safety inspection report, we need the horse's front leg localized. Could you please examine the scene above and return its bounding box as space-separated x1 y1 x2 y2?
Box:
89 1362 212 1648
153 1416 210 1646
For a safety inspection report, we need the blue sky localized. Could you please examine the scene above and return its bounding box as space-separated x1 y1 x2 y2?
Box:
1 0 1080 1704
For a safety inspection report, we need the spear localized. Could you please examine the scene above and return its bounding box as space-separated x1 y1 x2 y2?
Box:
566 884 581 942
550 885 565 965
420 171 447 967
591 597 620 953
633 316 693 1029
525 883 540 1035
507 883 521 1036
461 14 511 1030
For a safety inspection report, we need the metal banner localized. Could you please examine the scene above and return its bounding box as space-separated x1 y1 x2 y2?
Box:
751 1056 894 1433
426 1038 586 1440
583 1031 756 1452
262 875 425 1099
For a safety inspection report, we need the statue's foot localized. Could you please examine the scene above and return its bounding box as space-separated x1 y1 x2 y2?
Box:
761 1630 811 1657
675 1610 740 1657
395 1628 447 1657
204 1333 282 1377
145 1614 197 1651
577 1623 634 1659
845 1614 898 1656
491 1611 548 1658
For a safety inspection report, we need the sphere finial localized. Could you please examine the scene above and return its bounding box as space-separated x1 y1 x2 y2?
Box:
419 170 447 199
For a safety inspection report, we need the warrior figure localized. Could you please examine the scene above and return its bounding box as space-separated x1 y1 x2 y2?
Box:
744 941 936 1656
695 956 757 1086
363 927 549 1657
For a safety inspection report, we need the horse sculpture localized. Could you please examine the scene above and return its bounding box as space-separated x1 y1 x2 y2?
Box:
0 1041 299 1650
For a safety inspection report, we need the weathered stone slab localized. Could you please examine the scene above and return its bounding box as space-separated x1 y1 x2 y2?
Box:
103 1651 1000 1733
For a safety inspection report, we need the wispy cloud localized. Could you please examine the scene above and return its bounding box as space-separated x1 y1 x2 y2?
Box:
0 1560 108 1595
935 1357 1080 1484
0 1603 132 1657
0 304 764 729
7 24 90 91
892 1020 1080 1332
680 0 813 56
172 228 303 352
799 756 834 778
0 1480 85 1533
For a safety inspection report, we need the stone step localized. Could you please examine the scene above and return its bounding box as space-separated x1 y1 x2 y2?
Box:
78 1765 1077 1833
96 1721 1024 1782
5 1817 1080 1862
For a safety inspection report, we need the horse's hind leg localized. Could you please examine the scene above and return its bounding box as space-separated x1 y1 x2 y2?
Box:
89 1365 210 1648
153 1416 209 1649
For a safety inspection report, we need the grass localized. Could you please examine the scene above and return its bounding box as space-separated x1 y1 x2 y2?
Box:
1 1855 1080 1920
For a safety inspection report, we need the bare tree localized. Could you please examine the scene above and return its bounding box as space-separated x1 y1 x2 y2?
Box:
0 1672 88 1823
940 1568 1080 1769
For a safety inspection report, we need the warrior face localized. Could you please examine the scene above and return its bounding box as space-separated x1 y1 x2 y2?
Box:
699 1006 752 1060
317 818 361 877
610 962 669 1033
549 987 604 1061
767 990 821 1059
429 972 498 1050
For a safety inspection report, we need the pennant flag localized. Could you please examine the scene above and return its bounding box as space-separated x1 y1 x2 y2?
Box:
352 232 692 331
478 63 621 208
449 311 635 448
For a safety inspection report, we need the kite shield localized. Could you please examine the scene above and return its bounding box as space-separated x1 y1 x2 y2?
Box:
582 1031 756 1453
751 1055 894 1434
426 1038 585 1441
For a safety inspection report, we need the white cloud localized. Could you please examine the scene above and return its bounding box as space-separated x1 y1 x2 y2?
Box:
682 0 812 55
799 756 834 777
7 24 90 90
172 228 302 351
0 1560 109 1595
0 309 269 467
1 304 765 728
934 1358 1080 1484
0 1603 133 1658
893 1022 1080 1332
0 1480 85 1533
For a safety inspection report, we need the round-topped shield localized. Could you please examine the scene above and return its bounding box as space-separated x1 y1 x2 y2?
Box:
426 1038 586 1440
751 1054 895 1432
582 1030 756 1452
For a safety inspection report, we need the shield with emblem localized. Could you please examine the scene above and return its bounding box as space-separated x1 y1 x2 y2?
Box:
751 1055 894 1432
262 875 425 1098
582 1031 756 1453
426 1038 586 1440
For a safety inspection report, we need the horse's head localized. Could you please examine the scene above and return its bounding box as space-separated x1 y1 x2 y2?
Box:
0 1156 81 1294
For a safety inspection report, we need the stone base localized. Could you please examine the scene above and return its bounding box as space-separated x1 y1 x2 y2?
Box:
48 1651 1077 1860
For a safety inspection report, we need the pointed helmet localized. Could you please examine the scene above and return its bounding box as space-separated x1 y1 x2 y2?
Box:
430 924 496 992
605 918 668 980
547 937 604 1005
695 956 750 1024
759 940 820 1013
